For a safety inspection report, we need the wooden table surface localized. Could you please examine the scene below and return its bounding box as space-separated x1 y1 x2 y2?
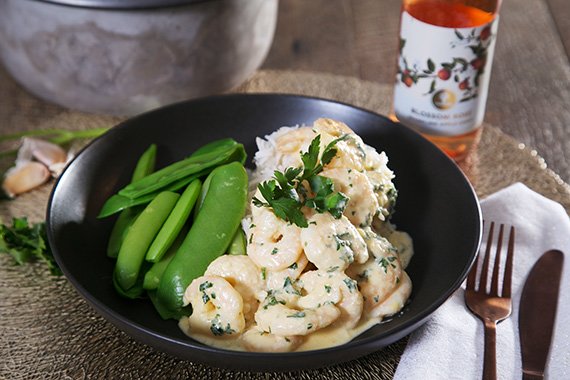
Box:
262 0 570 184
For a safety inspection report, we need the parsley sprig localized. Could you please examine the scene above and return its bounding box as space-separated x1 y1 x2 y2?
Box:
0 217 61 276
253 135 349 227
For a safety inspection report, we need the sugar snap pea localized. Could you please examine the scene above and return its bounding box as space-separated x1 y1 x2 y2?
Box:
107 144 157 258
143 226 187 290
98 139 245 218
146 179 202 263
118 138 245 199
113 262 151 299
114 191 180 292
156 162 248 314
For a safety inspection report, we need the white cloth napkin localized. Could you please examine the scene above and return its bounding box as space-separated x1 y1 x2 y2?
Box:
393 183 570 380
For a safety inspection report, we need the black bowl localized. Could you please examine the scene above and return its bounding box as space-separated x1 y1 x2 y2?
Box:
46 94 481 371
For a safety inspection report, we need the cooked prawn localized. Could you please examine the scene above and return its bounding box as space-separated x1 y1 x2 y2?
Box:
265 253 309 291
247 202 303 271
368 271 412 318
255 299 340 336
313 118 367 171
273 127 318 170
346 244 405 317
300 213 368 271
321 167 379 227
183 275 245 337
297 270 363 328
205 255 266 320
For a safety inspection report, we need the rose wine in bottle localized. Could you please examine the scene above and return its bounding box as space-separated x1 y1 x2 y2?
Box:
392 0 501 161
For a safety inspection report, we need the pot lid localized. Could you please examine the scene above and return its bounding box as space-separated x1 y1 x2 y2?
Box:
33 0 215 10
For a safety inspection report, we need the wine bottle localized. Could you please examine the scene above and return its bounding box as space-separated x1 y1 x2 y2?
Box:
392 0 501 161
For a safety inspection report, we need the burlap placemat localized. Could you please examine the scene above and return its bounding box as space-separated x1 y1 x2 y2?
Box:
1 69 569 380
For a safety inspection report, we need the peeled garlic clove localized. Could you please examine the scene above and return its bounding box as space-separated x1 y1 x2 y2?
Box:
20 137 68 168
2 161 51 198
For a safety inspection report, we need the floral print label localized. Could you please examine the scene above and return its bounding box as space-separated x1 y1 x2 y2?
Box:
393 11 498 136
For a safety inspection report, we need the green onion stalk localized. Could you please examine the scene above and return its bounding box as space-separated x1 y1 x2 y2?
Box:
0 127 109 159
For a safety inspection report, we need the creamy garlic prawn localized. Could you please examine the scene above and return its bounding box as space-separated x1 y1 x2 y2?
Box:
179 118 413 352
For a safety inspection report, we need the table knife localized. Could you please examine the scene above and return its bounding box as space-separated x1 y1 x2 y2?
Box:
519 249 564 380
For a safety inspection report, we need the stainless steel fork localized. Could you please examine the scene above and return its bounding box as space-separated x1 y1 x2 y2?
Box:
465 222 516 380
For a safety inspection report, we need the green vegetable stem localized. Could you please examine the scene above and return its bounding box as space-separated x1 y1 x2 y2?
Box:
114 191 180 294
156 161 248 315
0 128 109 159
107 144 157 258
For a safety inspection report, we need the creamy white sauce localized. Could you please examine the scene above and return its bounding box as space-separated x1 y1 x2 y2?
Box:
179 315 383 352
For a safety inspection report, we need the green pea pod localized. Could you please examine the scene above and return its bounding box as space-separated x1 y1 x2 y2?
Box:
143 249 175 290
143 225 188 290
114 191 180 291
113 261 152 299
106 208 139 258
130 144 157 183
157 162 248 314
98 139 246 218
147 290 191 320
99 170 210 218
228 228 247 255
192 172 212 219
107 144 157 258
118 139 245 199
146 179 202 262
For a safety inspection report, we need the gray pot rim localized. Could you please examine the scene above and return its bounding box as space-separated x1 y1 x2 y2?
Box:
27 0 218 10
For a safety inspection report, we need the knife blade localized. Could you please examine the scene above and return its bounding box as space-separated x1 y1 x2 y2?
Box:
519 249 564 380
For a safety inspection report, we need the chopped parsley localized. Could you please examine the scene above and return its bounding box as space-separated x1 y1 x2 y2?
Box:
252 135 349 227
287 311 306 318
343 278 358 293
263 293 286 309
199 281 213 291
210 314 236 336
0 218 61 276
378 256 398 273
283 277 301 295
333 232 352 251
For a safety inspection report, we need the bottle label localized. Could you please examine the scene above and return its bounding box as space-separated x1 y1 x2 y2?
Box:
393 11 498 136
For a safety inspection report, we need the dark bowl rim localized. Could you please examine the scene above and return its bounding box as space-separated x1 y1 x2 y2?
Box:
45 92 482 364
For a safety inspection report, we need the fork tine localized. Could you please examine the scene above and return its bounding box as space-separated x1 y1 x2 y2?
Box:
490 224 505 296
479 221 495 292
466 253 478 290
501 226 515 298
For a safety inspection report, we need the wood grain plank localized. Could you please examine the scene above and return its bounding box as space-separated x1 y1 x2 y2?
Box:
546 0 570 59
485 0 570 182
348 0 401 83
262 0 360 76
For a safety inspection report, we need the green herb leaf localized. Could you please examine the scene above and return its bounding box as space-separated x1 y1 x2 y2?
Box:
0 218 61 276
253 135 350 227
